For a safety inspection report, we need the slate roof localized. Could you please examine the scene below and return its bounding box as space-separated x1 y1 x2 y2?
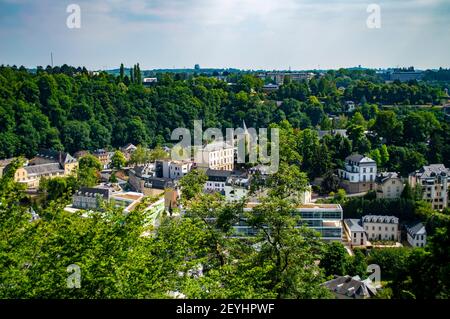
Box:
322 275 377 299
411 164 449 179
206 169 232 179
345 154 376 164
376 172 401 184
35 149 77 164
362 215 399 224
406 222 426 237
24 163 63 176
344 219 365 232
75 187 110 199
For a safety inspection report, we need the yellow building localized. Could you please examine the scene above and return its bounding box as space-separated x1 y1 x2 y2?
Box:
14 150 78 190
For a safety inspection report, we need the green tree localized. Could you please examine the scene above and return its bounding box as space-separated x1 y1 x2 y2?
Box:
111 151 127 169
320 241 348 277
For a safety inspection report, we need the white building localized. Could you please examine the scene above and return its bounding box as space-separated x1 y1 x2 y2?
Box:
344 219 368 247
204 169 232 194
406 222 427 248
196 141 235 171
409 164 450 210
338 154 377 193
155 160 193 179
362 215 399 242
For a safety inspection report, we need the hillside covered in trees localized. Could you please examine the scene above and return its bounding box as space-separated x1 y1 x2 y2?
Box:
0 65 447 163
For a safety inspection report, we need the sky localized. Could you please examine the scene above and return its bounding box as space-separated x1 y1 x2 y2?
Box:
0 0 449 70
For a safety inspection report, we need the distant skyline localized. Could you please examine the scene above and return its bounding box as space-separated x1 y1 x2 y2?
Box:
1 0 450 70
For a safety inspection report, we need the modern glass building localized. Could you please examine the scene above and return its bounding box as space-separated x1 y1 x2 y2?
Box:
234 203 343 241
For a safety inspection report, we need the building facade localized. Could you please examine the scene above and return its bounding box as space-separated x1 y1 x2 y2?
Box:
376 172 404 199
237 203 343 241
73 187 110 210
406 222 427 248
14 150 78 189
204 169 232 194
155 160 193 179
196 141 235 171
409 164 450 210
344 219 368 247
362 215 399 242
338 154 377 193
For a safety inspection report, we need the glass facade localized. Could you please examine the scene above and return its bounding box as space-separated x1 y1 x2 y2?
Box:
232 206 343 241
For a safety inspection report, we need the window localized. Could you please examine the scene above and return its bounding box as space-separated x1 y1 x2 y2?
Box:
354 233 357 238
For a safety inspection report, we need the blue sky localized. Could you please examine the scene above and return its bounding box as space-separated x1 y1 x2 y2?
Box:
0 0 449 70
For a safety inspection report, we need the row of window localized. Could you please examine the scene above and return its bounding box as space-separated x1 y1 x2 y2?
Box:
365 225 396 231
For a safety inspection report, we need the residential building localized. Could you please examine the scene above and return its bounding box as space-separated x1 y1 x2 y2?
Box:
406 222 427 248
196 141 235 171
93 149 110 169
409 164 450 210
204 169 232 194
155 160 193 179
322 275 378 299
14 150 78 189
120 143 137 161
73 187 110 210
376 172 404 199
344 219 368 247
338 154 377 193
362 215 399 241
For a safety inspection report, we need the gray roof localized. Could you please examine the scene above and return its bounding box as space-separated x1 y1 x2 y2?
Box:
75 187 110 199
143 177 174 190
362 215 399 224
206 169 232 179
345 154 376 164
412 164 449 179
376 172 401 184
35 149 77 165
202 141 234 151
322 275 377 299
344 219 365 232
24 163 63 176
406 222 426 237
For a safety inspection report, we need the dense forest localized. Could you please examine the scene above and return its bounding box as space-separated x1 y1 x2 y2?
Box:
0 65 447 163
